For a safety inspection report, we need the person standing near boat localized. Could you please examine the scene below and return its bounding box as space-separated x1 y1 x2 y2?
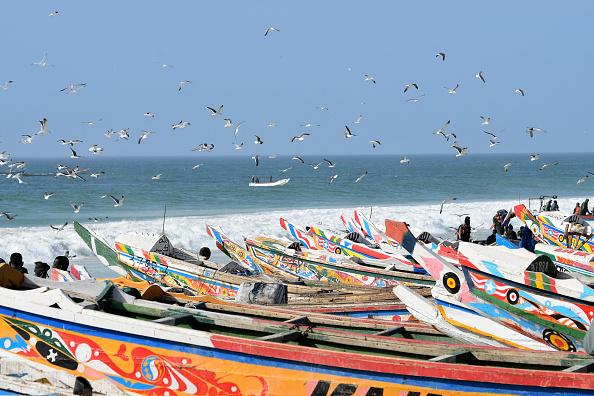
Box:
519 227 536 253
455 216 472 242
574 202 581 215
492 209 507 235
580 199 590 215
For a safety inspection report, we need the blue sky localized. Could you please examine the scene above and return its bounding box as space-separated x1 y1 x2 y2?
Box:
1 1 593 159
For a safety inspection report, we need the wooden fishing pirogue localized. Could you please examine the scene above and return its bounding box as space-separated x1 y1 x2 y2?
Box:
2 264 594 395
73 221 430 315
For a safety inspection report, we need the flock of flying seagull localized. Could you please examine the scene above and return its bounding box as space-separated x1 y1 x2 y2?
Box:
0 18 569 228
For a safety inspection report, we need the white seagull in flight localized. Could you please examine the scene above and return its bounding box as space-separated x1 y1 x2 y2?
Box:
344 125 356 139
70 201 84 213
406 94 425 103
436 52 445 61
110 195 124 207
516 89 525 96
81 119 101 126
0 81 13 90
484 129 504 140
504 162 517 172
172 121 190 130
179 80 191 91
264 27 279 36
444 84 459 94
329 174 339 184
254 135 263 145
291 133 310 142
539 163 558 171
234 121 245 139
138 130 154 144
355 172 368 183
207 105 223 116
32 53 53 67
480 116 491 125
50 222 68 233
440 198 457 214
70 147 83 158
364 75 376 84
476 71 485 83
38 118 51 137
404 83 418 93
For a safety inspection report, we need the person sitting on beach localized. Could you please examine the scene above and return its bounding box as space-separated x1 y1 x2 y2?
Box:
52 256 69 271
34 261 50 278
574 202 581 215
455 216 471 242
486 230 497 245
9 253 28 274
506 224 518 240
581 199 590 215
551 200 559 211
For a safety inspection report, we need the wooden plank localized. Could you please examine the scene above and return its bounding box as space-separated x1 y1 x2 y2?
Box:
373 326 405 337
258 330 302 343
284 316 308 325
563 362 594 373
430 351 474 364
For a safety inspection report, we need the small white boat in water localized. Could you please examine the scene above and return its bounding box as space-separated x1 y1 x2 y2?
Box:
249 177 289 187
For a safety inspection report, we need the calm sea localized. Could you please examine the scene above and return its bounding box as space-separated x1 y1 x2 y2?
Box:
1 153 592 277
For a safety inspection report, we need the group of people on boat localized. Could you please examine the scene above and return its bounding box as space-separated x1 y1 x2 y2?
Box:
0 253 69 277
541 199 560 212
251 176 274 184
454 209 536 251
573 199 593 216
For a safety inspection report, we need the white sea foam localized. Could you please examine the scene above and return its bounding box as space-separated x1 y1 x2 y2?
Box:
0 197 575 269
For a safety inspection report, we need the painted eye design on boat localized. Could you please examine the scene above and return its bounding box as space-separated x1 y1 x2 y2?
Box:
543 329 576 352
442 272 460 294
506 289 520 305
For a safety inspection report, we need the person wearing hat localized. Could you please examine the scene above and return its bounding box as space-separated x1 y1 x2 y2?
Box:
52 256 70 271
9 253 28 274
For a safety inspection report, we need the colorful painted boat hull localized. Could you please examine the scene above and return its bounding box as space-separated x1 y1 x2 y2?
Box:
3 284 594 395
74 221 239 298
385 220 562 351
514 204 594 253
461 264 593 353
245 236 434 287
